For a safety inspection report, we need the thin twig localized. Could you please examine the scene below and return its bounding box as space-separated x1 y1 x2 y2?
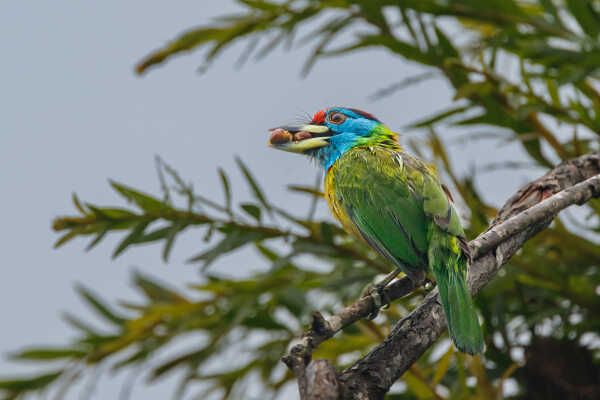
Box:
471 174 600 259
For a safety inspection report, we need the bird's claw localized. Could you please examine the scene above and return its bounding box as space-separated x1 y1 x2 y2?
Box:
366 283 391 320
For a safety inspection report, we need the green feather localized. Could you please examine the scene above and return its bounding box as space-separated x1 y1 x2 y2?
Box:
330 147 430 279
326 145 483 354
428 223 483 354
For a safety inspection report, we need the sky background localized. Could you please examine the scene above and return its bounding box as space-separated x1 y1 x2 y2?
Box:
0 2 540 399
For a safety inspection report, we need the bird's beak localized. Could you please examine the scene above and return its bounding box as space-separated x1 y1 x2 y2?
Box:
268 124 331 154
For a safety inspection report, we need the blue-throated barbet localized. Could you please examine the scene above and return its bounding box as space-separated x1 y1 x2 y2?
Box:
268 107 483 354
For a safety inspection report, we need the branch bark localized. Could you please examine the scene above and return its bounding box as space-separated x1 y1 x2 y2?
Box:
282 153 600 400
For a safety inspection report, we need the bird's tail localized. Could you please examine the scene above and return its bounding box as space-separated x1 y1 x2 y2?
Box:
428 223 483 354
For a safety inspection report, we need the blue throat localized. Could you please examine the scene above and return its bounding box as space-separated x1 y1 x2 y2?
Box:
309 119 379 170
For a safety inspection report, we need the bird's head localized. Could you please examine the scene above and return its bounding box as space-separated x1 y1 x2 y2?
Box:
268 107 399 169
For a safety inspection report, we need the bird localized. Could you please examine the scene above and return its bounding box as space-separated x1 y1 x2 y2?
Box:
268 107 483 354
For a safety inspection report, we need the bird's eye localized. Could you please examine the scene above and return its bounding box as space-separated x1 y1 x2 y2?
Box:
328 112 347 125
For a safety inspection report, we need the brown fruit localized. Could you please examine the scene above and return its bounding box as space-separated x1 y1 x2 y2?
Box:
269 129 292 144
294 131 312 141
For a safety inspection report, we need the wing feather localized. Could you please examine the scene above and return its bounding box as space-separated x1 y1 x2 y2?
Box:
325 147 468 279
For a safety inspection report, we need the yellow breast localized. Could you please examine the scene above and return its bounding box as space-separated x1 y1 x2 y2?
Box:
324 164 364 241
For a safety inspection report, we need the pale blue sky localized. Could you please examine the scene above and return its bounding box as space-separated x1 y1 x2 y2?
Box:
0 2 537 399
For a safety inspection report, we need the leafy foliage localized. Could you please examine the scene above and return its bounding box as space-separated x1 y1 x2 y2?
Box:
4 0 600 399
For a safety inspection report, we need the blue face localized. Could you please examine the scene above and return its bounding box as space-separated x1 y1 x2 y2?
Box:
311 108 380 170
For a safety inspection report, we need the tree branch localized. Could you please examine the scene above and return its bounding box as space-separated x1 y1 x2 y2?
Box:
283 153 600 399
471 173 600 260
282 277 419 376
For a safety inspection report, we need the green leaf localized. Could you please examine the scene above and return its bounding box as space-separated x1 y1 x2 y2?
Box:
235 157 273 217
301 15 356 75
162 221 187 262
112 221 150 258
135 225 172 244
539 0 561 23
433 25 459 58
76 285 126 325
292 239 339 257
319 222 335 244
358 3 390 32
10 348 86 361
241 308 289 330
61 312 102 337
110 181 168 212
326 34 436 66
111 348 151 371
565 0 600 38
432 345 454 385
188 228 276 267
194 194 229 213
254 243 279 262
287 185 324 197
409 105 470 128
545 78 560 106
72 193 86 214
274 286 307 316
54 230 81 249
240 203 262 222
85 225 110 251
403 370 435 399
238 0 281 12
218 167 232 213
136 27 227 74
85 205 137 220
515 274 561 291
453 81 494 100
150 347 214 381
452 111 554 167
0 371 63 391
133 272 188 304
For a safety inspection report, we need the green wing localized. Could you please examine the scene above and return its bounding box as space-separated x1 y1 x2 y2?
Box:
331 147 482 353
331 147 464 279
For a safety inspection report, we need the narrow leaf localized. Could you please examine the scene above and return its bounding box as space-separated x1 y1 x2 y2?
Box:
10 348 87 361
162 221 187 262
76 285 126 325
110 181 168 213
235 157 273 217
135 225 172 244
112 221 150 259
136 28 225 74
188 229 276 267
565 0 600 38
61 312 102 337
432 345 454 385
409 105 470 128
287 185 324 197
403 370 435 399
151 347 214 381
133 272 188 303
240 203 262 222
218 167 232 213
85 225 110 251
72 193 86 214
0 371 63 391
54 230 80 249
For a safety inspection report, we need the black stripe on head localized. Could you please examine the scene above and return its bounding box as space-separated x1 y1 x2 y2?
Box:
346 108 381 123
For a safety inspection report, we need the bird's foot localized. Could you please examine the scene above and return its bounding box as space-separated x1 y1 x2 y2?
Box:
360 269 402 319
366 283 392 320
